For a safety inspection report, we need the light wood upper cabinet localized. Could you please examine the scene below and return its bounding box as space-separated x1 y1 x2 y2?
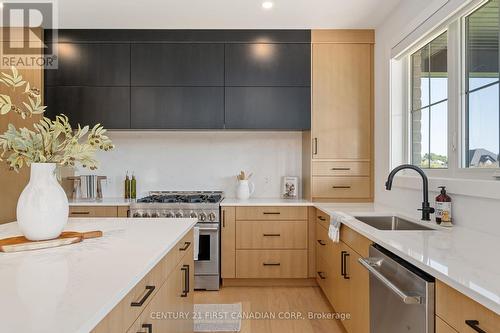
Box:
312 43 372 160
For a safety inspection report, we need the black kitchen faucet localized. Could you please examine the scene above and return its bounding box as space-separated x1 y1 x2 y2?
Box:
385 164 435 221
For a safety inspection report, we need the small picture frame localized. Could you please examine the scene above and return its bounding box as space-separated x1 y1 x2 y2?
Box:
282 176 298 199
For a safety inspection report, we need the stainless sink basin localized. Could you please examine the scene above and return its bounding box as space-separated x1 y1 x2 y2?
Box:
353 216 434 231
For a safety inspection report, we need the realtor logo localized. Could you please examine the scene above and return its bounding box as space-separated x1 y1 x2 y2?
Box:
0 1 58 69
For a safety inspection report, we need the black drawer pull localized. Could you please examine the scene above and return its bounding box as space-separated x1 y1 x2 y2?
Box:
181 264 190 297
317 271 326 279
179 242 191 251
71 211 90 215
317 240 326 246
332 186 351 189
317 216 326 221
263 233 281 237
263 262 281 266
263 212 281 215
331 167 351 171
341 251 350 279
137 323 153 333
465 320 487 333
131 285 155 307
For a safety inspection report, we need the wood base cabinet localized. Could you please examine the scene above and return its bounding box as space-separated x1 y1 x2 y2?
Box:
69 205 129 217
436 280 500 333
222 206 311 284
315 209 370 333
92 230 194 333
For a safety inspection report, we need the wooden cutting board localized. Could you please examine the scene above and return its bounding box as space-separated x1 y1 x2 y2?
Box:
0 230 103 253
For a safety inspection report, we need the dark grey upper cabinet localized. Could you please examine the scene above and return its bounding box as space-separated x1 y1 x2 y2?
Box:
131 87 224 129
45 43 130 86
225 87 310 130
45 86 130 129
131 44 224 86
225 43 310 86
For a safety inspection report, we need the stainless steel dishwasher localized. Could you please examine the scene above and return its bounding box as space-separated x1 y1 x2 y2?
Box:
359 244 435 333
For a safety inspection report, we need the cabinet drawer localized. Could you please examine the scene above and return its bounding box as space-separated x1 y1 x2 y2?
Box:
236 220 307 249
312 161 370 176
435 316 458 333
69 206 118 217
236 250 307 278
163 230 194 278
236 206 308 221
340 224 371 258
312 176 370 199
316 209 330 230
436 280 500 333
316 252 336 304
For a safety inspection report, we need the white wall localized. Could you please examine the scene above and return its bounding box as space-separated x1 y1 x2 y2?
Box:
82 131 302 199
375 0 500 235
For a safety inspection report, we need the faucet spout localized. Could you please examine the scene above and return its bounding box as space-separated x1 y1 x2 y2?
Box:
385 164 435 221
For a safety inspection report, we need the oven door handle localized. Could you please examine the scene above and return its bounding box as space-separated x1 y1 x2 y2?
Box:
358 257 422 305
198 227 219 231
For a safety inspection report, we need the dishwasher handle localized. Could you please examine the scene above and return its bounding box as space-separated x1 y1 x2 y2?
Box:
358 257 422 305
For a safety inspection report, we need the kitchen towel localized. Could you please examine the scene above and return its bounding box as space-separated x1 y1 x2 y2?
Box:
193 226 200 260
328 214 340 243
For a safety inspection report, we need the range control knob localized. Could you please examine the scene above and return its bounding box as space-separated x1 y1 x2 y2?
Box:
166 211 174 218
208 212 216 222
142 212 151 218
151 212 159 218
175 211 184 218
133 212 141 218
190 211 198 218
198 212 207 222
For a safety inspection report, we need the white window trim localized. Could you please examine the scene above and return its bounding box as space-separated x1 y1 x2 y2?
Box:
391 0 500 198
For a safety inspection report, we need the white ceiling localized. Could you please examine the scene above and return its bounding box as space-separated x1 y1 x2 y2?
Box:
56 0 401 29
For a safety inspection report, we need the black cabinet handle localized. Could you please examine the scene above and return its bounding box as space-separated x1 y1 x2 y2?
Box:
317 240 326 246
317 271 326 280
317 216 326 221
341 251 350 279
263 262 281 266
137 323 153 333
465 320 487 333
179 242 191 251
331 167 351 171
222 209 226 228
263 212 281 215
263 233 281 237
130 285 155 307
181 264 190 297
332 186 351 189
71 211 90 215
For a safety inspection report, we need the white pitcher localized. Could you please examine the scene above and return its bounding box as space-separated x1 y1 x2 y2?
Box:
236 179 255 200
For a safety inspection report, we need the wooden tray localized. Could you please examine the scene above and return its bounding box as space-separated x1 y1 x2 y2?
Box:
0 230 103 253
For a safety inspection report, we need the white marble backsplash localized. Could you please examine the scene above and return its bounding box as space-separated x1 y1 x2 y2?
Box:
79 131 303 199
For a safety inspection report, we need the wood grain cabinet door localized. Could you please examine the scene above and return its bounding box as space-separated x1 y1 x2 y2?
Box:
312 43 372 160
221 207 236 279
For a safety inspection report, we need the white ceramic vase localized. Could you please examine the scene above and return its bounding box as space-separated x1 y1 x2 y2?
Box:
236 179 255 200
16 163 69 241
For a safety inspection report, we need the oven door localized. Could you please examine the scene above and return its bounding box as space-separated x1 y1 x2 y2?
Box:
194 223 219 275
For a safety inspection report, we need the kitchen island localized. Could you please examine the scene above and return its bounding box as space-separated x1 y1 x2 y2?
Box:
0 217 196 333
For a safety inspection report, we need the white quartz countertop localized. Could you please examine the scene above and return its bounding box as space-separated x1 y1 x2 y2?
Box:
221 197 313 206
0 217 197 333
315 203 500 315
68 198 133 206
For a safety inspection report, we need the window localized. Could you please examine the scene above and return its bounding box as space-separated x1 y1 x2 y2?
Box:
410 32 448 169
465 0 500 168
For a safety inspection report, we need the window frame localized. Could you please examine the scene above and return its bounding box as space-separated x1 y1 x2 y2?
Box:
397 0 500 181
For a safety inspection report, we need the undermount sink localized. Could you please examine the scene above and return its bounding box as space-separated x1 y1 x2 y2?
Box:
353 215 434 231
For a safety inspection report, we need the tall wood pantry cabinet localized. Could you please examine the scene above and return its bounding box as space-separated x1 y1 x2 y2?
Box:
303 30 374 202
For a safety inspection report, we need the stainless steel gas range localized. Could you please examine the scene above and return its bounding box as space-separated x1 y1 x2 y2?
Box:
130 191 223 290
